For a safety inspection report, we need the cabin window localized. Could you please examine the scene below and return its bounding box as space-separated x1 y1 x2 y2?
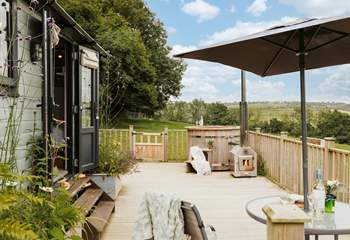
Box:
0 0 10 77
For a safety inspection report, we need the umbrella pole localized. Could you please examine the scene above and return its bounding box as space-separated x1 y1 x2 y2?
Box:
240 70 247 146
299 29 309 211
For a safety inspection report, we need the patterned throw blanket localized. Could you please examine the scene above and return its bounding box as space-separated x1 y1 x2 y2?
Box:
190 146 211 175
132 192 190 240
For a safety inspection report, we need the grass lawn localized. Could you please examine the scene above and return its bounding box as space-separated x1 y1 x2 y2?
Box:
114 118 192 132
334 143 350 151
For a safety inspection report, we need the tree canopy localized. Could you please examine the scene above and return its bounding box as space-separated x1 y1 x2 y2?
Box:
60 0 186 120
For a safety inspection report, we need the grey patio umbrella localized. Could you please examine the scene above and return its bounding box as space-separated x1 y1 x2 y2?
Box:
175 15 350 211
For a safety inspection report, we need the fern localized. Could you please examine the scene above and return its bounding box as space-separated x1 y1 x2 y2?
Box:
0 219 38 240
0 193 17 211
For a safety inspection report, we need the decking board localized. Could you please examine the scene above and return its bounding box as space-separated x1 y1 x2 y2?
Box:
102 163 350 240
69 177 91 197
74 187 103 215
88 200 115 232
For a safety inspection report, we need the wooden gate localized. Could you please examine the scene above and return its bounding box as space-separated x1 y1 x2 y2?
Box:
133 131 167 162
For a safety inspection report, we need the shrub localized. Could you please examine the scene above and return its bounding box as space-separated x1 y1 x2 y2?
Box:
0 163 84 240
99 136 137 176
257 158 267 176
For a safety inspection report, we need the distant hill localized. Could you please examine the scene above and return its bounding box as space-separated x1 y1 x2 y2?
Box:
225 101 350 121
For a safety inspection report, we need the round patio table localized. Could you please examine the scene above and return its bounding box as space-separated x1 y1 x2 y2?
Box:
245 195 350 240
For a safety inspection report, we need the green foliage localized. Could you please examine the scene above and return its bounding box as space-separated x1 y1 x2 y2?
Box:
204 102 231 125
160 101 192 123
315 110 350 144
99 134 137 176
0 219 38 240
114 118 190 132
160 101 350 145
26 121 68 189
0 163 84 240
160 99 237 125
257 159 267 176
60 0 186 118
251 109 350 144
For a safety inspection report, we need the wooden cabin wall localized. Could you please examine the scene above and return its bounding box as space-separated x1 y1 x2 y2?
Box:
0 0 43 173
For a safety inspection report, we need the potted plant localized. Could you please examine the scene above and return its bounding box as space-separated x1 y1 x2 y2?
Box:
90 139 137 200
207 139 214 149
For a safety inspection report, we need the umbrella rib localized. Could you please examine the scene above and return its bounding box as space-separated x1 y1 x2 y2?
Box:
304 26 321 51
320 26 349 36
262 30 297 76
260 38 297 53
307 34 348 53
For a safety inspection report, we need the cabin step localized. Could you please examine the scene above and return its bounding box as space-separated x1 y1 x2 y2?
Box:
69 177 91 197
53 169 69 184
74 187 103 216
84 200 115 240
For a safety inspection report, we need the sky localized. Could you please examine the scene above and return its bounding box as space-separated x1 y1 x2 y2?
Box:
144 0 350 103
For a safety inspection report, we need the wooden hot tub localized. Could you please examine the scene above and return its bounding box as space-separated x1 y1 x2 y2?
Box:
186 126 240 171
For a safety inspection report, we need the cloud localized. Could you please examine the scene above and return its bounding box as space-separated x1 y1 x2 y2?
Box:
170 44 197 56
178 60 290 102
172 44 292 102
182 0 220 23
171 13 350 103
247 0 268 16
200 16 297 46
247 79 287 101
166 26 177 34
279 0 350 17
318 65 350 98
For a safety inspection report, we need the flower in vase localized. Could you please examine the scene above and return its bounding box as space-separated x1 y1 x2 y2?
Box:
326 180 339 196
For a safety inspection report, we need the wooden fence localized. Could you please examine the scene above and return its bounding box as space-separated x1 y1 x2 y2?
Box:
248 130 350 203
99 126 188 162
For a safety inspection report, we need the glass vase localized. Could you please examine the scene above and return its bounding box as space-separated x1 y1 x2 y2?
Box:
325 194 336 213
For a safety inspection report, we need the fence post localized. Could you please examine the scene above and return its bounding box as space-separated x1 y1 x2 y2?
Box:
129 125 134 152
129 125 135 157
279 132 288 184
263 204 310 240
254 128 261 151
324 137 335 180
163 127 168 162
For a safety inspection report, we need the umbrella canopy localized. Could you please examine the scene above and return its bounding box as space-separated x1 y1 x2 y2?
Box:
175 16 350 77
175 15 350 211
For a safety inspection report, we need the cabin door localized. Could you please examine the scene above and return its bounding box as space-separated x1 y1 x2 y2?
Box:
78 46 99 172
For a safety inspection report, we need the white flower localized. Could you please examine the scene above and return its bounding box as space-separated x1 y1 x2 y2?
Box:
5 181 17 187
327 180 339 187
39 186 54 193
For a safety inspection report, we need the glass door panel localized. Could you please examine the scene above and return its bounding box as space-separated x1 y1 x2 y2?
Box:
81 66 93 128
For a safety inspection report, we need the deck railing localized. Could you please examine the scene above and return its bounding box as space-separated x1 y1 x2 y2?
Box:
248 130 350 203
99 126 188 162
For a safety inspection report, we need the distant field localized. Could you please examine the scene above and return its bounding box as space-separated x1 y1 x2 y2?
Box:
113 118 191 132
229 102 347 121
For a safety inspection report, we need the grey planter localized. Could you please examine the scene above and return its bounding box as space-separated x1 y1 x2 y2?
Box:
89 174 122 200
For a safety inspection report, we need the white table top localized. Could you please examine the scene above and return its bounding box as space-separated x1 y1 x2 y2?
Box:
246 195 350 235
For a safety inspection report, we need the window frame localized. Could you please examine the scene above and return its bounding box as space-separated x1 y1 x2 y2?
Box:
0 0 18 96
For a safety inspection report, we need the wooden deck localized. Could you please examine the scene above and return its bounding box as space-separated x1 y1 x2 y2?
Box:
102 163 348 240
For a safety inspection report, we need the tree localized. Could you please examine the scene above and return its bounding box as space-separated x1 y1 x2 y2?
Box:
60 0 186 120
316 110 350 144
204 102 230 125
189 99 206 123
